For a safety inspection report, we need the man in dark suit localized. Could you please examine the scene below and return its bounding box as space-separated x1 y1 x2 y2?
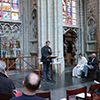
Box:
41 41 52 81
0 60 16 94
82 53 98 78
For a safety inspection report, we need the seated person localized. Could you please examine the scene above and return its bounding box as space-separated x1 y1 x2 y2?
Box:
0 60 16 95
10 73 45 100
82 53 98 78
72 53 87 78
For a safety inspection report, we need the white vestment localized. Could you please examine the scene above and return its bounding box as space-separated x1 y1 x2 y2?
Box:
72 56 87 77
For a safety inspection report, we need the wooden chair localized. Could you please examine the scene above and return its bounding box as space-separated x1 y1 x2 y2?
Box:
88 84 100 100
66 86 87 100
36 91 51 100
0 93 12 100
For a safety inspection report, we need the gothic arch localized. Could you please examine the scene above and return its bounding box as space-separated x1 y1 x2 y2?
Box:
87 16 96 24
64 29 77 37
3 24 11 34
12 25 19 34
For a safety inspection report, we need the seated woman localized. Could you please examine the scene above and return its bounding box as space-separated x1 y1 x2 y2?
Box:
72 53 87 78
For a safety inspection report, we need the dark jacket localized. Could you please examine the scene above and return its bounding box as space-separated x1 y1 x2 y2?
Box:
88 58 98 70
10 93 45 100
0 72 15 94
41 46 52 63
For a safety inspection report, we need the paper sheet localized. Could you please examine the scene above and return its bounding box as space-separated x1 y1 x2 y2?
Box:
76 93 91 98
60 98 66 100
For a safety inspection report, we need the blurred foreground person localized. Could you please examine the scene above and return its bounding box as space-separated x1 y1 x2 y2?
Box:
10 73 45 100
0 60 16 95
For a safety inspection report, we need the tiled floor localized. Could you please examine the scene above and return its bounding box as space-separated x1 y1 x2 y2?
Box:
9 66 95 100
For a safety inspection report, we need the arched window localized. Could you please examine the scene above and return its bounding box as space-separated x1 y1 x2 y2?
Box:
62 0 77 26
0 0 19 20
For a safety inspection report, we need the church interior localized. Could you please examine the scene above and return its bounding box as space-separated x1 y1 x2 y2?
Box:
0 0 100 100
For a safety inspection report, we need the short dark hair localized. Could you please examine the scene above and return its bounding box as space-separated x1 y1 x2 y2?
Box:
46 40 50 44
24 73 41 92
79 53 82 56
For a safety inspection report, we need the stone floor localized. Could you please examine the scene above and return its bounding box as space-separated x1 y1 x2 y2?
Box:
9 66 95 100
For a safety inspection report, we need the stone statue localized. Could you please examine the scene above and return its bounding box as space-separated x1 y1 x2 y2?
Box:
31 0 37 38
88 19 96 41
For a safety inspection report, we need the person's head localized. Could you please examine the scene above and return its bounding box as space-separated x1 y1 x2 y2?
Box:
0 60 6 73
23 73 41 93
79 53 82 59
46 41 50 47
91 53 96 58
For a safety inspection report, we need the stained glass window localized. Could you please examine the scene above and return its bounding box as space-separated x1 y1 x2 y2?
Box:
12 12 18 20
62 0 77 26
0 0 19 20
62 0 67 25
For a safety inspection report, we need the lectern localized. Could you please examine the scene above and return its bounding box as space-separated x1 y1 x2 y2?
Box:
46 56 57 82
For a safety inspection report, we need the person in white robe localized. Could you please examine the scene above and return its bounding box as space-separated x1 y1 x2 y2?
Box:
72 53 87 78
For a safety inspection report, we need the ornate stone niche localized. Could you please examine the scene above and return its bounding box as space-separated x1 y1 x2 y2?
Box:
63 29 77 66
0 22 21 58
86 17 97 53
29 0 38 56
87 19 96 41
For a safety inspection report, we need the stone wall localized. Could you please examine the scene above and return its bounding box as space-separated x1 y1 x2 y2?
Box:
84 0 99 57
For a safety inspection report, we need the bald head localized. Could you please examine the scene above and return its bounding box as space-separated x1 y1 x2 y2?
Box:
29 73 39 84
24 73 41 92
92 53 96 58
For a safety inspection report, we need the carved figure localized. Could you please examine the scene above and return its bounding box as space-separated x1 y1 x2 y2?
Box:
88 19 96 41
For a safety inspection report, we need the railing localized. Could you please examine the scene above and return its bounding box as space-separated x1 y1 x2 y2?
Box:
0 56 37 74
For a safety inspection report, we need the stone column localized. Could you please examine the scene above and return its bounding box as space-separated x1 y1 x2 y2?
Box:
79 0 84 55
99 0 100 57
20 0 24 56
37 0 41 62
47 0 51 40
53 0 58 56
22 0 29 56
84 0 87 57
78 0 84 55
56 0 65 73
